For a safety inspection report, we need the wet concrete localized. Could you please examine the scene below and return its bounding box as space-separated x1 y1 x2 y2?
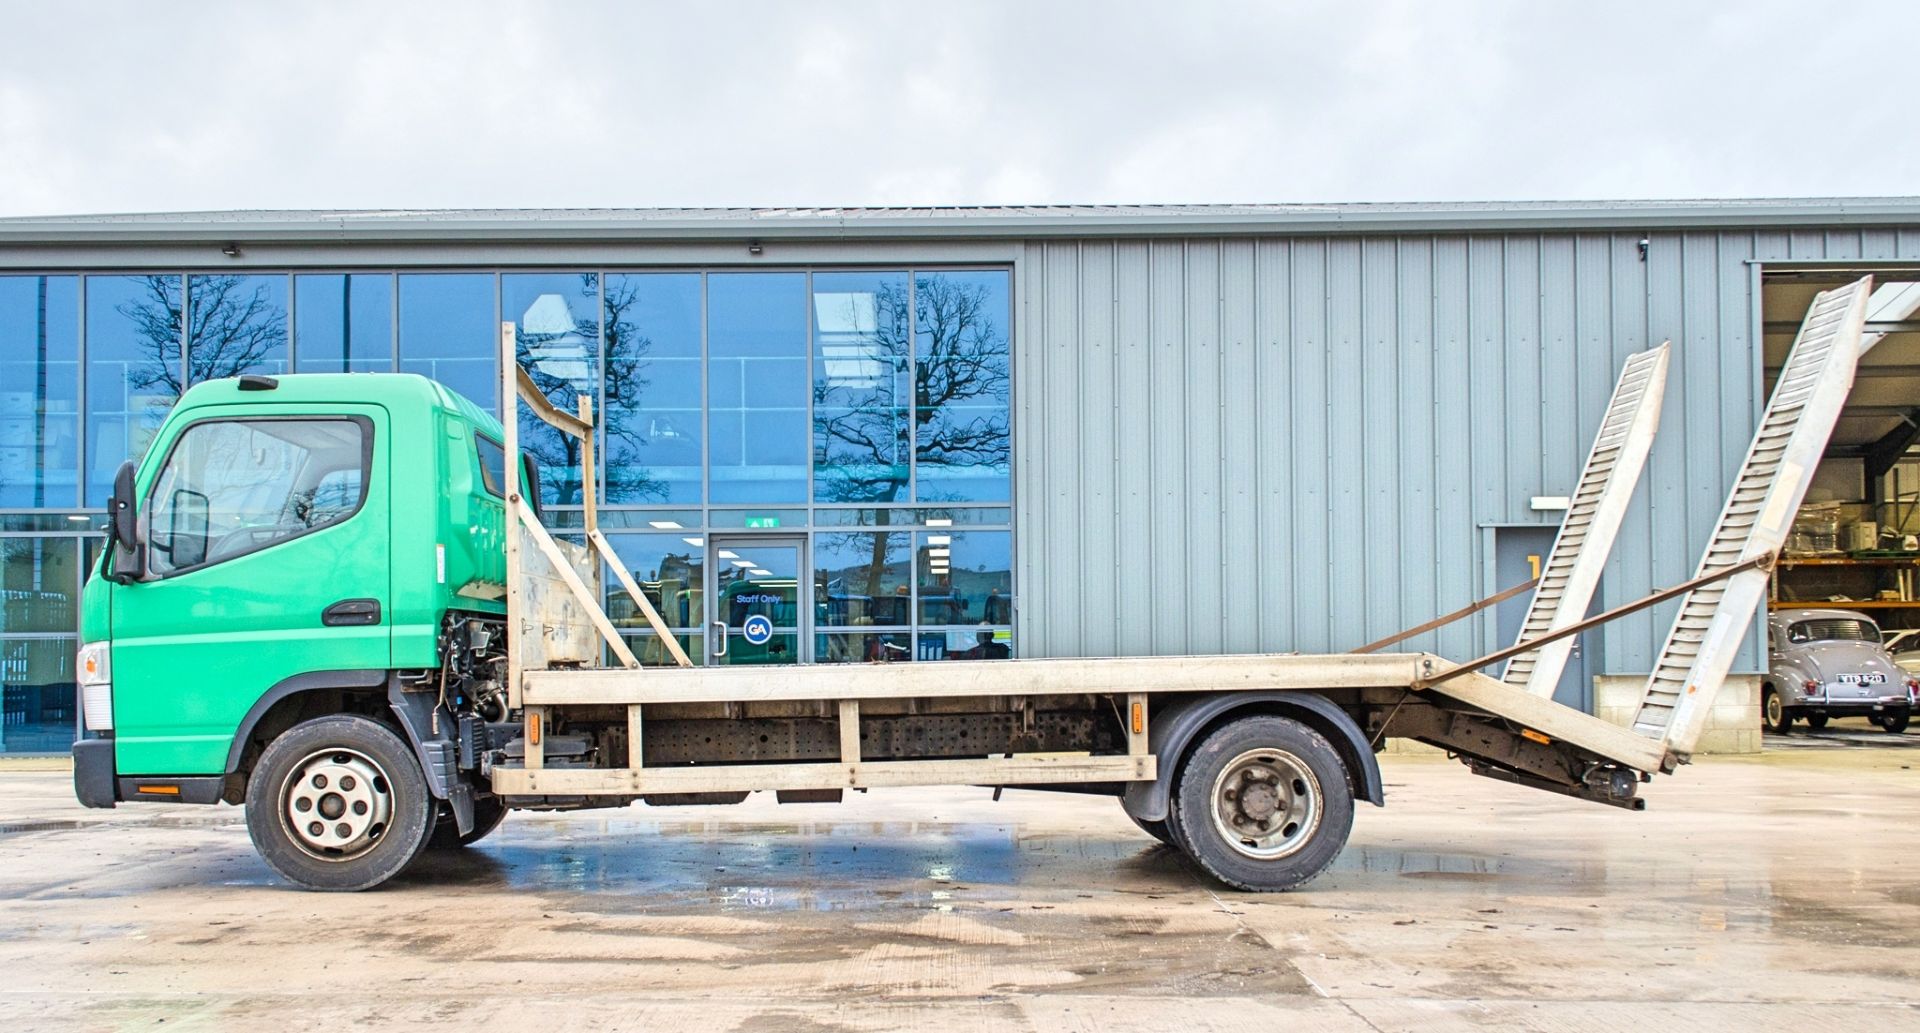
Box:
1 748 1917 1031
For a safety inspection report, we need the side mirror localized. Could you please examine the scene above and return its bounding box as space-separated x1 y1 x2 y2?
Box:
165 488 210 569
105 461 147 584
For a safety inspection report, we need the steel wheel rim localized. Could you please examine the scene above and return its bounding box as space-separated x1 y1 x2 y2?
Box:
1765 692 1783 725
1209 747 1322 860
279 747 395 862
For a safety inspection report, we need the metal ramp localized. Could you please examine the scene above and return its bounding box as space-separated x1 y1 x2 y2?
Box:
1630 277 1875 755
1503 344 1670 697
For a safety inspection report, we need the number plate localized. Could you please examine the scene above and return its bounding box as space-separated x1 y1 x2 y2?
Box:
1837 672 1887 685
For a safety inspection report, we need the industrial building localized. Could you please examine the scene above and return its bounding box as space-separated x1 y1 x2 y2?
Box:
4 200 1919 755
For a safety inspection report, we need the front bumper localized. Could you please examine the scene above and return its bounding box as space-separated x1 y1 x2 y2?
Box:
72 738 116 809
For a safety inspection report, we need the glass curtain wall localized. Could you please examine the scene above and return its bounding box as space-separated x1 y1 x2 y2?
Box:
0 265 1010 749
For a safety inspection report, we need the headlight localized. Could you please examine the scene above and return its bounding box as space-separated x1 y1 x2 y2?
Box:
77 642 112 731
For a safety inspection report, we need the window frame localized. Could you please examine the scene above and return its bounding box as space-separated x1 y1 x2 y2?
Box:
138 414 374 580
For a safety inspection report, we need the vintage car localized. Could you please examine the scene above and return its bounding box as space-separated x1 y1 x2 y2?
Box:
1766 609 1916 733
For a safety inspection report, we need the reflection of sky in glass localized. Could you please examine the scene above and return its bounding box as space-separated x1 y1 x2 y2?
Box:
0 276 80 508
399 273 496 410
709 274 808 503
86 274 182 503
606 274 702 504
504 274 600 506
296 274 393 373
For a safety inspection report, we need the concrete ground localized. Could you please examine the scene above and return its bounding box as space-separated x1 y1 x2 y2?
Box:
2 741 1918 1032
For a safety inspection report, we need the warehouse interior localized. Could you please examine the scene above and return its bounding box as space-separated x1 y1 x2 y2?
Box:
1762 272 1920 632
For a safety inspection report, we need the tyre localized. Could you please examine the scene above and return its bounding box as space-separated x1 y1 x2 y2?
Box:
1126 810 1174 847
1764 688 1794 734
427 796 509 850
1876 710 1911 734
1168 715 1355 892
244 715 435 891
1805 713 1829 731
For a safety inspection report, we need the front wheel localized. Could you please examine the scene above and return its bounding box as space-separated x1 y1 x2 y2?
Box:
1877 710 1911 734
1764 688 1793 734
244 715 435 891
1169 715 1354 892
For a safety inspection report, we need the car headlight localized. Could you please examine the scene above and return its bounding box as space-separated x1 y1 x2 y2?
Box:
77 642 112 732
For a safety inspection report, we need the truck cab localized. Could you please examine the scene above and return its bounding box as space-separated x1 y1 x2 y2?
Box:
73 373 519 885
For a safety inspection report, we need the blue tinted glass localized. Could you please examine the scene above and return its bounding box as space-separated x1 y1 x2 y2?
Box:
85 275 182 503
603 274 702 504
187 274 288 383
813 272 909 503
0 276 80 508
504 273 600 505
914 271 1010 502
916 530 1011 625
399 273 496 410
295 274 393 373
708 273 807 503
602 531 705 628
813 531 909 627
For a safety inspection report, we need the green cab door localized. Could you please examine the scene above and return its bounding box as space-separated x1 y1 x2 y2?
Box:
111 405 390 775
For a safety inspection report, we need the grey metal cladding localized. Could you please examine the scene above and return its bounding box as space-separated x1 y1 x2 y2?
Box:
1012 228 1920 675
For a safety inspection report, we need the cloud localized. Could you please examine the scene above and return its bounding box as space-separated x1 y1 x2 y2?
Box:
0 0 1914 216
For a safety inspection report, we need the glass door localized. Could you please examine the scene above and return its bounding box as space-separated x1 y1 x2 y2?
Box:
708 536 806 664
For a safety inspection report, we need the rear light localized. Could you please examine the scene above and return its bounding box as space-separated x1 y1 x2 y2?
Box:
1907 678 1918 702
1803 679 1822 696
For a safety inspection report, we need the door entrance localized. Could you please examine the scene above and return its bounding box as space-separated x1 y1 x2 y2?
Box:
707 535 806 665
1494 525 1596 712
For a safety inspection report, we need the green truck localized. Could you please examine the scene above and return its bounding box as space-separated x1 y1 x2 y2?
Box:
71 280 1877 892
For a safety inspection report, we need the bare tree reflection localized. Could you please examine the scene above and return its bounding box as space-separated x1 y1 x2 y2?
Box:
813 274 1009 634
122 275 286 396
512 275 672 506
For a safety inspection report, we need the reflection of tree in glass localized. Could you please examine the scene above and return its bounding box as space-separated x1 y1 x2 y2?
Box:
601 276 670 504
515 274 672 506
811 275 1009 506
912 274 1010 500
121 275 286 395
513 274 599 506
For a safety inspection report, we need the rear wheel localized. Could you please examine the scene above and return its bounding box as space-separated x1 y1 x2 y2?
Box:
1804 713 1830 731
427 796 509 849
1169 716 1354 892
244 715 434 891
1876 710 1911 734
1764 688 1794 734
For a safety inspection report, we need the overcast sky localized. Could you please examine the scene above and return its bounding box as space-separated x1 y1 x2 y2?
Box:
2 2 1914 217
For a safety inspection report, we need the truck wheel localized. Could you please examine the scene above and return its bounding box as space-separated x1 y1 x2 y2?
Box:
1877 710 1911 734
1764 688 1793 734
244 715 434 891
1168 715 1354 892
427 797 509 849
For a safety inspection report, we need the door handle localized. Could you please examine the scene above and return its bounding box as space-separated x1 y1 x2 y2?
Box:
322 598 382 627
711 620 728 657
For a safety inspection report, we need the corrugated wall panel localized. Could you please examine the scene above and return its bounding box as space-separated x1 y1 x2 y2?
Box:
1014 229 1920 676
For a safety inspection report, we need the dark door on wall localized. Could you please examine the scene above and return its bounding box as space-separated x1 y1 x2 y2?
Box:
1494 525 1595 713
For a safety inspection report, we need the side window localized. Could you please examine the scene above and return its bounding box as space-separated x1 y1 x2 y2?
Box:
145 418 369 577
476 435 506 497
475 433 541 515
